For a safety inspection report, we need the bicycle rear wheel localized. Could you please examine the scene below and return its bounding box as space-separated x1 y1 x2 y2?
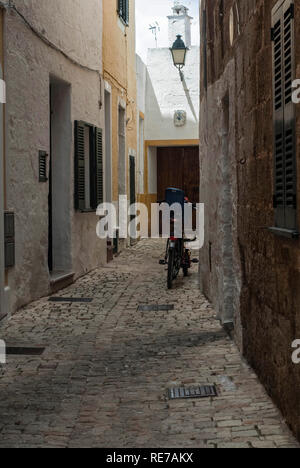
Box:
167 248 175 290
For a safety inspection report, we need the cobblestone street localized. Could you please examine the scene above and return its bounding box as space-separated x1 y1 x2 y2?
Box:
0 240 298 448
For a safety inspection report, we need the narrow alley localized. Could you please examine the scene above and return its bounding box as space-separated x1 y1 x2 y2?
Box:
0 240 297 448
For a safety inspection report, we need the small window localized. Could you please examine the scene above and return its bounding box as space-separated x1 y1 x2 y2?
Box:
118 0 129 25
74 121 103 212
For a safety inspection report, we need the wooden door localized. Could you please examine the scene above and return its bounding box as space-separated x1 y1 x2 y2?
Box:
157 146 200 204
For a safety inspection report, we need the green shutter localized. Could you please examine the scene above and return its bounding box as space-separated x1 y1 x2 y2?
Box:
272 6 285 227
282 2 296 230
74 121 86 211
130 155 136 206
272 0 296 230
125 0 129 25
117 0 122 16
118 0 129 24
95 127 104 207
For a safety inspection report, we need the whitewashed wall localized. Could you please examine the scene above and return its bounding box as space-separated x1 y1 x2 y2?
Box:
4 0 105 312
145 46 199 142
136 55 147 194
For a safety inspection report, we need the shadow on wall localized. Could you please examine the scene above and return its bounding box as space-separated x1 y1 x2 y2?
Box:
182 75 198 123
144 47 200 141
145 64 198 136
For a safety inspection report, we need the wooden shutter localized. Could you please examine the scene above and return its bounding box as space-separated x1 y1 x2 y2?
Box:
272 0 296 230
282 2 296 230
130 155 136 206
118 0 129 24
95 127 103 207
125 0 129 25
74 121 86 211
272 5 285 226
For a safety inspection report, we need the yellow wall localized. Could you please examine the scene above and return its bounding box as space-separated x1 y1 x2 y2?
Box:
102 0 137 202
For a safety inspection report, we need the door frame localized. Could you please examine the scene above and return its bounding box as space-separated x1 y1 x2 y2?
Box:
144 140 199 194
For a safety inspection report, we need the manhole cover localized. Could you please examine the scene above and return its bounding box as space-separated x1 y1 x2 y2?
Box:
159 305 174 311
49 297 93 303
6 347 45 356
168 385 218 400
138 304 174 312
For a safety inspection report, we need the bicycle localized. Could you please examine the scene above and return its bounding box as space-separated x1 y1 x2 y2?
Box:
159 188 199 290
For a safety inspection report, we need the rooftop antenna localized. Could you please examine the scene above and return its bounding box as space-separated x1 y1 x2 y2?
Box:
149 22 160 48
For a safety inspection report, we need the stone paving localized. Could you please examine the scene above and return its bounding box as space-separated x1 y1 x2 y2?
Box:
0 239 298 448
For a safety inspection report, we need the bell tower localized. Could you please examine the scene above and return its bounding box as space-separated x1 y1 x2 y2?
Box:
168 2 193 48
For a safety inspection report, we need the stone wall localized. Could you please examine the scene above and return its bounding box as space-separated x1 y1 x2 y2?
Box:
4 0 106 312
199 0 300 439
0 6 5 320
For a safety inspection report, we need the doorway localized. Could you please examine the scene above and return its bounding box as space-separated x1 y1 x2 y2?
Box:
157 146 199 232
105 89 112 203
157 146 200 203
129 155 136 243
48 77 72 275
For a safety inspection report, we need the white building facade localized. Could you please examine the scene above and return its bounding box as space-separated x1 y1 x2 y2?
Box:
137 2 200 216
1 0 106 315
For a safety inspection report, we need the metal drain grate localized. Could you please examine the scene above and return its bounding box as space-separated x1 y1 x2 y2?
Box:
49 297 93 303
138 304 174 312
6 347 45 356
168 385 218 400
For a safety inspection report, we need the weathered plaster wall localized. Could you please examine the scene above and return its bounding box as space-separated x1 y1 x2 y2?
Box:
136 55 147 196
199 0 300 439
145 47 199 142
199 58 241 330
136 55 147 117
0 6 5 319
4 0 105 312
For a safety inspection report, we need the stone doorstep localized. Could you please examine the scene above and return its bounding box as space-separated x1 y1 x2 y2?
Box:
50 271 75 294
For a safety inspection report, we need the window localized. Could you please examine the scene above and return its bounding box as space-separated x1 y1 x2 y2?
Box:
74 121 103 211
271 0 298 236
118 0 129 25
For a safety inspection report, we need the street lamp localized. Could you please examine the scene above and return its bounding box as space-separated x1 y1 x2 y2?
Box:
170 35 188 81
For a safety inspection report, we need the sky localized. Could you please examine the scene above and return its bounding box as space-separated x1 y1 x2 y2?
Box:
136 0 200 63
